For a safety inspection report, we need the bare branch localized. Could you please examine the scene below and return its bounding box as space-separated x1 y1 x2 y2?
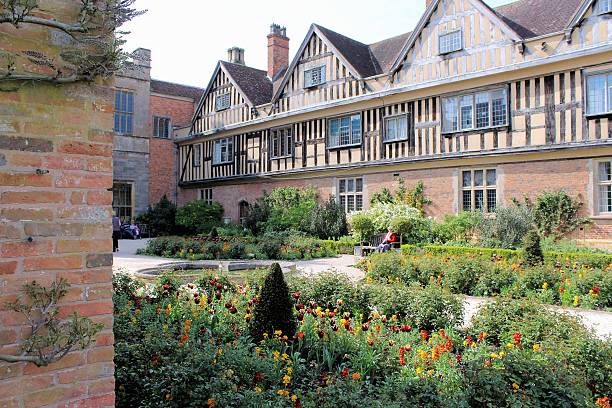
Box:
0 15 86 32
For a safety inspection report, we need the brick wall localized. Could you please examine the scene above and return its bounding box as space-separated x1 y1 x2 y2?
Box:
178 155 612 243
0 63 115 408
149 94 196 205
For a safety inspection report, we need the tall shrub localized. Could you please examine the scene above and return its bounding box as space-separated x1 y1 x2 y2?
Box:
303 195 348 239
249 263 296 341
476 204 532 249
136 195 177 236
243 196 270 235
523 229 544 266
263 186 318 232
530 191 590 240
348 213 376 243
175 200 223 235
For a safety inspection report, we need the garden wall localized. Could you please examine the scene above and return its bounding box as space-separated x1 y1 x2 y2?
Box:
0 18 115 408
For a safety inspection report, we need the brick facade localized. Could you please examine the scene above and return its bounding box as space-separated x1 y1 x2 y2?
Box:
149 94 197 204
0 78 115 407
179 153 612 244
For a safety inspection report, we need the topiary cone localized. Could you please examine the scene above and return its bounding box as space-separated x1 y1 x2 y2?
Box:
523 228 544 266
249 263 296 341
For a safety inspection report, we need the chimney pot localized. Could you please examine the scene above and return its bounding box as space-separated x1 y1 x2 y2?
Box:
267 23 289 80
227 47 245 65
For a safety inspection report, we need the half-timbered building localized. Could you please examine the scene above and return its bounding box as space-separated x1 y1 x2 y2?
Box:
177 0 612 245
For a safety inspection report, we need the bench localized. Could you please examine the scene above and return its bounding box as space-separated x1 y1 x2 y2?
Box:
357 233 402 256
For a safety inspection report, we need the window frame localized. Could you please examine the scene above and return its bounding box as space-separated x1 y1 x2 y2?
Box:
192 144 202 167
598 0 612 14
441 87 509 134
199 188 213 205
112 181 134 223
439 29 463 55
383 114 410 143
597 159 612 214
212 137 234 165
304 65 326 88
215 93 231 111
114 89 134 136
327 113 362 149
461 168 497 213
337 177 364 213
153 116 171 138
269 126 294 159
585 70 612 116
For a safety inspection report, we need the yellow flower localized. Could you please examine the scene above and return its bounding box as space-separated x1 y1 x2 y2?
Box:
415 367 424 375
291 394 298 402
573 295 580 306
351 372 361 380
286 367 293 374
506 343 515 350
490 352 499 359
273 351 280 361
542 282 549 290
282 353 289 361
427 369 435 376
282 374 291 385
255 386 262 393
255 347 261 355
532 343 541 352
274 329 282 336
512 383 520 391
499 351 506 358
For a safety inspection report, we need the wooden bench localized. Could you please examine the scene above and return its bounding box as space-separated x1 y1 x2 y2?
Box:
357 233 402 256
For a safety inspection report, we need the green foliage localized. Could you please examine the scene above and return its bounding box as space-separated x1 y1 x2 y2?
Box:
390 215 433 245
432 212 479 244
530 191 591 240
289 272 366 315
475 204 532 249
242 197 270 235
175 200 223 234
348 212 376 242
303 195 348 239
443 257 491 296
473 267 516 297
523 229 544 266
369 187 394 205
223 241 246 259
264 186 318 232
136 195 177 236
249 263 296 341
396 180 432 215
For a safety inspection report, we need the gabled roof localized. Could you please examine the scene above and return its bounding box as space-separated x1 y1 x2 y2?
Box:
220 61 272 107
368 31 413 73
150 79 204 101
494 0 584 38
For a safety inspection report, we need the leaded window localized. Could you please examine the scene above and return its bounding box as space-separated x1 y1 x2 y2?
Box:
114 90 134 135
442 89 508 133
439 30 462 54
462 169 497 212
304 66 326 88
112 181 133 223
200 188 213 205
383 114 409 142
598 0 612 14
328 114 362 148
270 127 293 158
599 161 612 213
587 72 612 115
338 177 364 213
153 116 171 138
215 93 230 111
213 137 233 164
193 144 201 167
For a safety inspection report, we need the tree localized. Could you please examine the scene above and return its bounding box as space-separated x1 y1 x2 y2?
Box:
136 195 177 236
0 0 144 84
249 263 296 341
175 200 223 235
528 191 591 240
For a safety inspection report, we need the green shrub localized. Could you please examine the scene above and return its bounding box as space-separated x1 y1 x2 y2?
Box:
349 212 376 242
514 265 560 294
136 195 177 236
264 186 318 232
530 191 591 240
175 200 223 234
443 256 489 295
249 263 296 341
303 195 348 239
432 212 478 244
473 266 516 297
203 241 222 259
243 197 269 235
367 251 404 282
476 204 532 249
390 215 432 245
523 229 544 266
223 241 246 259
289 272 364 315
256 235 283 260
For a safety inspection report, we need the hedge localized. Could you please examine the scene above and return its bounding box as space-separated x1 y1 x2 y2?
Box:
401 244 612 269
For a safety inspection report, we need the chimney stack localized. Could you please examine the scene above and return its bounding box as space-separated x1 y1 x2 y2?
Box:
267 23 289 80
227 47 245 65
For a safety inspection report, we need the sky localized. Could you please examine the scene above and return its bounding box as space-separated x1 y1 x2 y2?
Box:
122 0 515 88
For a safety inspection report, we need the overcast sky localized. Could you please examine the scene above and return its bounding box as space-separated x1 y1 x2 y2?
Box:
122 0 515 88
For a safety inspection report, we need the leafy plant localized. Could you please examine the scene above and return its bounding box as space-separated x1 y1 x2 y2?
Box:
249 263 296 341
348 213 376 243
175 200 223 234
136 195 177 236
476 204 532 249
523 229 544 266
303 195 348 239
0 279 103 366
529 191 591 240
263 186 318 232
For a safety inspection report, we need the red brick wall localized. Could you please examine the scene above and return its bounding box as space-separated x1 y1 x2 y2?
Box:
0 77 115 407
178 156 612 242
149 94 196 205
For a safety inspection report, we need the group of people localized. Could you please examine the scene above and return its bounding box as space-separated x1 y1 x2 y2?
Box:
112 213 140 252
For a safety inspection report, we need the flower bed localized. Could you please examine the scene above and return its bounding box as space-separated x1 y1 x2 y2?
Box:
113 271 611 407
367 250 612 311
137 235 356 261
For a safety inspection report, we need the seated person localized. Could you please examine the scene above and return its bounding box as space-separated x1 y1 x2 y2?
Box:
377 227 398 253
129 219 140 239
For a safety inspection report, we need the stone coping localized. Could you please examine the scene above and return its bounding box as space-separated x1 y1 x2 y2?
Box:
132 259 296 279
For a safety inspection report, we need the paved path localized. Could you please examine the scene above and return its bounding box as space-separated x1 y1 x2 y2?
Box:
113 240 611 338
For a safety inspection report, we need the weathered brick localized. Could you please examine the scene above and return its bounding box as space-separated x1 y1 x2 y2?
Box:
55 173 112 189
23 352 85 375
0 240 52 257
56 239 111 253
86 190 112 205
58 301 113 319
0 261 18 275
0 208 54 221
23 222 84 237
87 346 114 364
0 191 64 204
58 141 112 157
23 255 83 271
0 135 53 152
0 172 53 187
86 253 113 268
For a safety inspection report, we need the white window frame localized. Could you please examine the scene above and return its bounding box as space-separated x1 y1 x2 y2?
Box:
328 113 362 148
215 93 231 111
597 160 612 214
461 168 497 213
338 177 364 213
304 65 326 88
114 89 134 135
586 70 612 116
598 0 612 14
270 127 293 159
192 144 202 167
213 137 234 165
383 114 410 142
442 88 508 134
439 29 463 55
153 116 171 138
199 188 213 205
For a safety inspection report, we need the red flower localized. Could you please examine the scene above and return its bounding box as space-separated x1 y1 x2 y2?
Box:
296 331 305 340
401 325 412 332
592 286 601 295
367 339 374 346
340 367 349 378
254 371 263 383
513 332 521 347
292 292 301 298
420 330 429 341
455 354 462 362
163 283 170 290
477 332 486 342
361 323 369 331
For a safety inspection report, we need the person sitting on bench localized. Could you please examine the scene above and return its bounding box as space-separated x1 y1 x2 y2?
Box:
377 227 398 253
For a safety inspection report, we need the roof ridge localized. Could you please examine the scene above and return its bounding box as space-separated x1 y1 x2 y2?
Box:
313 23 370 48
150 78 204 90
221 60 268 75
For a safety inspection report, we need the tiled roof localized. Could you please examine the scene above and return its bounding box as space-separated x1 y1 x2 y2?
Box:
494 0 584 38
150 79 204 101
368 31 413 74
221 61 273 106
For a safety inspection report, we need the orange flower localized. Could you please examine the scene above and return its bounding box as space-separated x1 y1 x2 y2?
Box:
207 398 216 407
351 372 361 380
181 333 189 342
296 331 305 340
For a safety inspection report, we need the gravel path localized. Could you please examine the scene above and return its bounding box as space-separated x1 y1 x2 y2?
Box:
113 241 611 339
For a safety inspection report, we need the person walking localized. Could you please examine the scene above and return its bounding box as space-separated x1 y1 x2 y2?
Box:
112 212 121 252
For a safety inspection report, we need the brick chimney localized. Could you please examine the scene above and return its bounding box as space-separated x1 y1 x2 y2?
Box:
227 47 245 65
267 23 289 80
